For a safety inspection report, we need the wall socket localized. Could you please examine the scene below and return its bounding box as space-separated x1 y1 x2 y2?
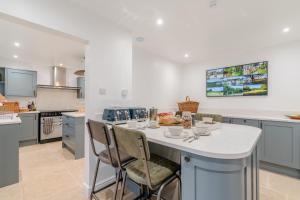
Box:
99 88 106 95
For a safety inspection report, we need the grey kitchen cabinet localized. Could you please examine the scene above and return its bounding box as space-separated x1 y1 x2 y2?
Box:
77 77 85 99
230 118 260 128
62 115 85 159
0 123 20 188
261 121 300 169
0 67 5 95
5 68 37 97
181 147 259 200
18 113 38 144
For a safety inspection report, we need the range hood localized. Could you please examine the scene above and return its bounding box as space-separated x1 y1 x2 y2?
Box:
38 66 79 90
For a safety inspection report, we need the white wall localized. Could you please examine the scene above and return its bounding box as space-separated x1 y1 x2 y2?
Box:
132 47 182 112
182 41 300 112
0 0 132 194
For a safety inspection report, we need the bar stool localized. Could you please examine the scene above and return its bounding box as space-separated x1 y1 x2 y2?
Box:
112 125 181 200
86 120 133 200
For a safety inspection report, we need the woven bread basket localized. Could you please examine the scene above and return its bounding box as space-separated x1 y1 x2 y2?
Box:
178 96 199 113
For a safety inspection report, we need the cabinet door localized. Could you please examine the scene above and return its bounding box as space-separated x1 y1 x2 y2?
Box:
5 68 37 97
261 121 300 169
19 113 38 142
231 118 260 128
77 77 85 99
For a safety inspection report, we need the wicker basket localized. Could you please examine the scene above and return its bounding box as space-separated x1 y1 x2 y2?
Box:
2 101 20 113
178 96 199 113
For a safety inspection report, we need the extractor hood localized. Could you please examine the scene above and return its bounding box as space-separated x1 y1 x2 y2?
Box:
37 66 79 90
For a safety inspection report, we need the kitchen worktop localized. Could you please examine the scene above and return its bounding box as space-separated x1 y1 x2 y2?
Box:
62 112 85 118
200 109 300 123
119 123 262 159
18 111 40 114
0 114 21 125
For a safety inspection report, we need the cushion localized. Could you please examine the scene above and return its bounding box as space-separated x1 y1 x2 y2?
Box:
99 147 133 167
125 154 180 187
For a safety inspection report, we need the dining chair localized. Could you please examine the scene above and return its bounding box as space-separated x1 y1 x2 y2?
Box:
111 125 181 200
86 120 133 200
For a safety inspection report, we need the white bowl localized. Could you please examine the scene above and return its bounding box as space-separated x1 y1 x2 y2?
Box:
168 126 183 136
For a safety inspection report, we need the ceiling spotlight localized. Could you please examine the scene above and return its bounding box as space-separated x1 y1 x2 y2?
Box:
184 53 190 58
282 27 290 33
14 42 20 47
13 55 18 59
156 18 164 26
59 63 63 67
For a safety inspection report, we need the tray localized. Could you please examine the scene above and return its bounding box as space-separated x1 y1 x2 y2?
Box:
286 115 300 120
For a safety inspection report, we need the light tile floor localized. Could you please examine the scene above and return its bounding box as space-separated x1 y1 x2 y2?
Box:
1 141 300 200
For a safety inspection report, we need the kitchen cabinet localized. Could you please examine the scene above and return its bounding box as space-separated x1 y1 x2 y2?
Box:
77 77 85 99
62 114 85 159
5 68 37 97
181 147 259 200
0 68 4 95
261 121 300 169
18 113 38 145
0 123 20 187
230 118 260 128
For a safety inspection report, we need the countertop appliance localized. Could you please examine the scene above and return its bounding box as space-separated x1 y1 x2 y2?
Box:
102 107 147 125
39 109 77 143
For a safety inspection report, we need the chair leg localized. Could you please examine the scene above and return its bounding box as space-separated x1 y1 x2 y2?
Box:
120 171 127 200
177 175 181 200
156 175 177 200
113 169 122 200
90 158 101 200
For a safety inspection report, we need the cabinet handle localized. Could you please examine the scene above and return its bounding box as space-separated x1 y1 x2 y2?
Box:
33 90 36 96
244 119 247 123
184 156 191 163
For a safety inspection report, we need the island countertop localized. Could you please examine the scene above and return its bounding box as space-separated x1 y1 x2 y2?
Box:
62 112 85 118
119 123 262 160
0 114 21 125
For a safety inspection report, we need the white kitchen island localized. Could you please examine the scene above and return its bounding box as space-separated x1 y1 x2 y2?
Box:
120 123 262 200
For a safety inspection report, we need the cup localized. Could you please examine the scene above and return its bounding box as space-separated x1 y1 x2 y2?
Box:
149 120 158 128
168 127 183 136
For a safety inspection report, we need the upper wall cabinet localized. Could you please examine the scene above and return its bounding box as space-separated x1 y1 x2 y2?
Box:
5 68 37 97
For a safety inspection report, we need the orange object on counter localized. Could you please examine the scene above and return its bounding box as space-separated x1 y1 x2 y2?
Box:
2 101 20 113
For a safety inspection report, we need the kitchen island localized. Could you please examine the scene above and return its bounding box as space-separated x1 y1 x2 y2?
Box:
0 114 21 188
120 123 262 200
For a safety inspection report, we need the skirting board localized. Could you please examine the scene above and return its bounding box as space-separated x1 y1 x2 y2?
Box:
83 175 116 197
260 161 300 179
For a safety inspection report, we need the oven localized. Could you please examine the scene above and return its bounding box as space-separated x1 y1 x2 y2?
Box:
39 110 77 143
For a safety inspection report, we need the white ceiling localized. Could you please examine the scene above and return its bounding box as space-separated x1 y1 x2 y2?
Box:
0 16 87 68
71 0 300 64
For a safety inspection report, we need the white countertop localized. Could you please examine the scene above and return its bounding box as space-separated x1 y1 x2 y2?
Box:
62 112 85 118
119 123 262 160
0 114 21 125
200 109 300 123
18 111 40 114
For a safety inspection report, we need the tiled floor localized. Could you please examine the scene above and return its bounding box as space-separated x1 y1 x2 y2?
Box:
0 142 300 200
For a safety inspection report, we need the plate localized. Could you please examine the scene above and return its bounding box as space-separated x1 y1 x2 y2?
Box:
164 131 189 139
195 121 221 131
286 115 300 120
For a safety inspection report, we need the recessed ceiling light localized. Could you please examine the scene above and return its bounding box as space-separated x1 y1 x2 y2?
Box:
156 18 164 26
282 27 290 33
14 42 20 47
184 53 190 58
13 55 18 59
59 63 63 67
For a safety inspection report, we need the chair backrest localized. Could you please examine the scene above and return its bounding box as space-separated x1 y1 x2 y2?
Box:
194 113 223 122
112 126 150 161
86 119 111 156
